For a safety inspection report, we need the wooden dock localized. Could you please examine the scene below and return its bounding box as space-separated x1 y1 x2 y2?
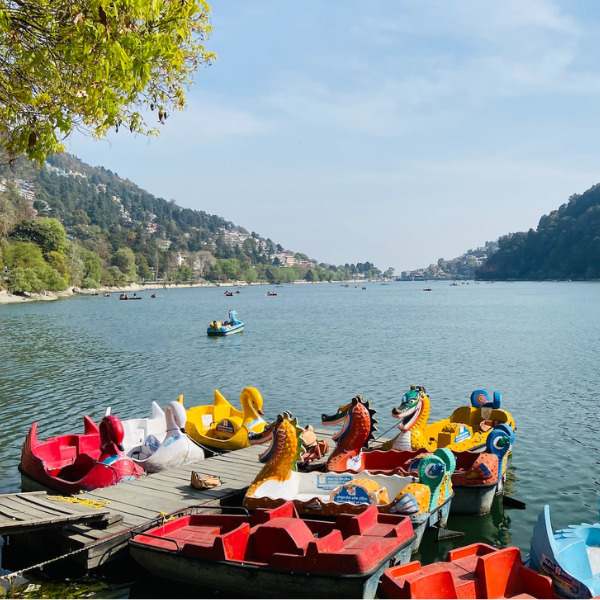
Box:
3 430 334 572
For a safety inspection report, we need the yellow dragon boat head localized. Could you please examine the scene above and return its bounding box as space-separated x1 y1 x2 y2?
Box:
388 385 516 453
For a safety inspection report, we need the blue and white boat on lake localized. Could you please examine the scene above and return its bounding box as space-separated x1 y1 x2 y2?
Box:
207 310 245 336
529 504 600 598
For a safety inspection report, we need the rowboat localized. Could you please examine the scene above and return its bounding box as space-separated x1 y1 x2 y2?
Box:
183 387 266 452
117 400 204 473
130 501 416 599
19 415 144 494
529 504 600 598
379 543 554 598
207 310 244 336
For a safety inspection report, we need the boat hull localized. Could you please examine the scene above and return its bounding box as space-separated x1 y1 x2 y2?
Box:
450 483 497 516
207 322 245 336
130 541 412 599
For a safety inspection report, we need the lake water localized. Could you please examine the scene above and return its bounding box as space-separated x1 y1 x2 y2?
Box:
0 281 598 592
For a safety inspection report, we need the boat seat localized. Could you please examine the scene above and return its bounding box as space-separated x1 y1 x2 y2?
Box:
57 453 96 482
181 523 251 562
246 517 314 563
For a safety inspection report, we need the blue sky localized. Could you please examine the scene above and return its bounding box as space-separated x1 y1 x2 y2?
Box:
69 0 600 270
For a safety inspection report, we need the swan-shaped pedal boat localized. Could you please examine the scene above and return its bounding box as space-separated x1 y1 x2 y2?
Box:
384 386 516 453
529 504 600 598
20 414 144 494
321 396 515 515
117 399 204 473
184 386 267 452
244 412 455 552
207 310 244 336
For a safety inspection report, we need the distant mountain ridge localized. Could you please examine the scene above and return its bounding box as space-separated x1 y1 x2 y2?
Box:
403 182 600 281
0 153 382 286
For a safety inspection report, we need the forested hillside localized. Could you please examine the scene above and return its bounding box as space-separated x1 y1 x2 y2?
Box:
477 184 600 280
0 153 382 293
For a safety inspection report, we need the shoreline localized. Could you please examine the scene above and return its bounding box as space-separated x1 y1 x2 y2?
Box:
0 279 385 305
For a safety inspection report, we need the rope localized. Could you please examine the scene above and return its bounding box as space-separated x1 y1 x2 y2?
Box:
372 421 399 444
47 496 110 509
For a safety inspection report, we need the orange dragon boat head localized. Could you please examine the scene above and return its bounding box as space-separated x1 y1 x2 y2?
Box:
321 395 377 471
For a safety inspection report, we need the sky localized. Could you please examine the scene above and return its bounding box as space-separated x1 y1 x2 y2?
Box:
68 0 600 270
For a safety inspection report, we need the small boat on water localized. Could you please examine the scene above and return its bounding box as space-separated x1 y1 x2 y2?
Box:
529 504 600 598
267 291 277 296
118 399 204 473
207 310 244 336
184 387 267 452
20 415 144 494
224 290 234 297
129 500 416 599
379 543 554 598
119 292 142 300
150 293 156 298
104 292 111 297
382 386 516 454
422 288 433 292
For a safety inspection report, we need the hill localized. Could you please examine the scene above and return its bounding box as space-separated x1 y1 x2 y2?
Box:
0 153 381 293
477 184 600 280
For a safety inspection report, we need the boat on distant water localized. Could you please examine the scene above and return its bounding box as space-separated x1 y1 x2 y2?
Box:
529 504 600 598
224 290 234 297
207 310 244 336
267 291 278 296
130 501 416 599
119 292 142 300
379 543 554 599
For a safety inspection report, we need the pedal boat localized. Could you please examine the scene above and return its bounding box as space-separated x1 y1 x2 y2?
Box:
118 399 204 473
207 310 244 336
129 500 416 599
379 543 554 599
19 414 144 494
384 386 516 453
244 412 455 552
321 396 514 516
184 387 266 452
529 504 600 598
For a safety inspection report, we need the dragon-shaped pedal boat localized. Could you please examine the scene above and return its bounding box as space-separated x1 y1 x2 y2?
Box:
383 386 516 453
129 501 416 599
244 411 455 552
321 396 515 516
529 504 600 598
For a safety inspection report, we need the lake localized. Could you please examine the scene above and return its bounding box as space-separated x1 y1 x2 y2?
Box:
0 281 598 591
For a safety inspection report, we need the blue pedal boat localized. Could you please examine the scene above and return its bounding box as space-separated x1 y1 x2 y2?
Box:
207 310 245 336
529 504 600 598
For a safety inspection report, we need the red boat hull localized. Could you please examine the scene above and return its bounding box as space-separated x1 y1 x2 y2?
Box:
20 416 144 494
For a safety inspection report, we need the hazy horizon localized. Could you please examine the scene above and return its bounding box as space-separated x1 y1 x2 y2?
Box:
68 0 600 271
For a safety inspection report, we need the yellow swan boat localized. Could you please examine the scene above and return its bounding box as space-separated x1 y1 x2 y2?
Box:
183 386 267 452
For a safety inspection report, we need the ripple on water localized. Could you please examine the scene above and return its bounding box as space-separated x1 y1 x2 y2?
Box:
0 282 599 558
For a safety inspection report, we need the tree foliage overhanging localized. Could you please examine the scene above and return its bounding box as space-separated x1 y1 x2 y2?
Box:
0 0 214 161
477 184 600 280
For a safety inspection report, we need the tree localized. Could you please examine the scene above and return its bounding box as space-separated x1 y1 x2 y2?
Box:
10 218 67 254
0 1 215 161
112 247 137 281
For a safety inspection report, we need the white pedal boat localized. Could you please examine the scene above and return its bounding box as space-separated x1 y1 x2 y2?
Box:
108 400 205 473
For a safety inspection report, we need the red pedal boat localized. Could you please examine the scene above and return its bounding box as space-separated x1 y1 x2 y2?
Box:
130 501 416 599
379 543 555 599
20 414 144 494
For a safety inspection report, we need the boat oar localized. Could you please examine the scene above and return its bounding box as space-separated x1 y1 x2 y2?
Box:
503 495 526 510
